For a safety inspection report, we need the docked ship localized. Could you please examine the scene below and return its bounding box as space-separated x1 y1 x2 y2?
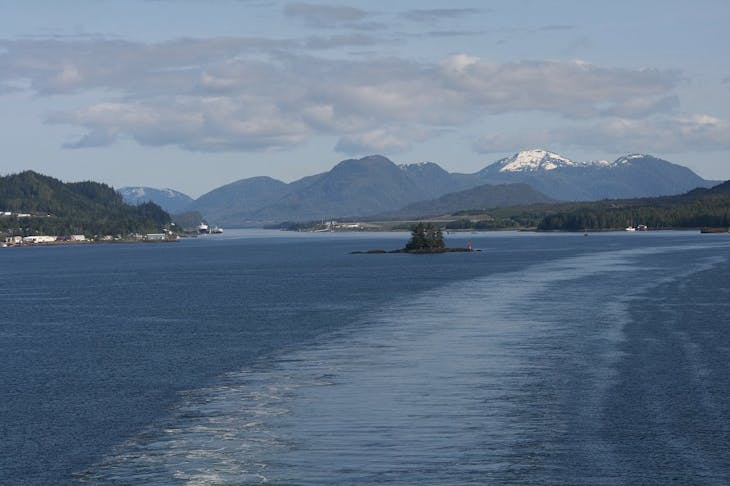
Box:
197 222 223 234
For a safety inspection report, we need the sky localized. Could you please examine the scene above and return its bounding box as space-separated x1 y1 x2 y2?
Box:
1 0 729 198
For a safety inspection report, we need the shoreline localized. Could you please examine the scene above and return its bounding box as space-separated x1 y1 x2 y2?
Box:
351 247 478 255
2 238 180 249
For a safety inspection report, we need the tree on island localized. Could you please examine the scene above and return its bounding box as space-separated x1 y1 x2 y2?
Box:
405 222 446 251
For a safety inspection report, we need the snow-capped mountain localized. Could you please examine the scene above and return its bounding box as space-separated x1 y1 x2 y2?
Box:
483 149 656 174
491 149 579 173
118 186 193 214
477 150 715 201
122 151 717 225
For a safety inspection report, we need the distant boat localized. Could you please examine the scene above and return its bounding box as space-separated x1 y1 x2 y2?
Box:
198 223 210 234
637 224 648 231
625 226 636 232
211 226 223 234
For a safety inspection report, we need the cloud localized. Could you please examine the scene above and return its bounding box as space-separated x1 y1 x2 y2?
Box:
334 126 441 155
538 24 576 32
63 129 119 149
437 56 680 118
399 8 481 23
423 30 486 38
564 114 730 153
49 98 311 152
474 114 730 154
301 33 387 50
284 3 370 27
0 38 684 153
335 128 413 155
473 131 555 154
0 35 386 95
0 37 292 95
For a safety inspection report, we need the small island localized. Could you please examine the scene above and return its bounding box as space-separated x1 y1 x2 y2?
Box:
352 222 475 254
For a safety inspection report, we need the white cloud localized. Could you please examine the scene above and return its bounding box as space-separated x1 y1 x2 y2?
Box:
334 126 442 155
50 97 311 152
335 128 413 155
0 38 686 153
437 57 680 118
475 114 730 154
399 8 481 23
473 131 555 154
572 115 730 153
284 3 370 27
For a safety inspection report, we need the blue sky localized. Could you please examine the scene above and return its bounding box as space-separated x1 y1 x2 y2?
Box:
1 0 729 197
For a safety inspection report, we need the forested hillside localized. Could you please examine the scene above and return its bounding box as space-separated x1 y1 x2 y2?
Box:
0 171 171 237
537 181 730 230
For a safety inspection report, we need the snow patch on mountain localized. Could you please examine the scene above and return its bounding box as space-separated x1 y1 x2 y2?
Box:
121 186 188 200
163 188 182 198
118 186 194 213
399 161 437 170
588 159 612 167
613 154 649 165
496 149 577 172
489 150 651 173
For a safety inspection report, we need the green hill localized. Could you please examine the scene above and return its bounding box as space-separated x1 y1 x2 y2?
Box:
0 171 171 237
380 182 554 219
536 180 730 230
410 180 730 232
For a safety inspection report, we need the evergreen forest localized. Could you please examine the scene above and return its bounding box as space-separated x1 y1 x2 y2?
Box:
0 171 171 237
536 181 730 230
405 223 446 251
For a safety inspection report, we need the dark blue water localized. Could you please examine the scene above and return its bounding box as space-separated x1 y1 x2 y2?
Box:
1 230 729 485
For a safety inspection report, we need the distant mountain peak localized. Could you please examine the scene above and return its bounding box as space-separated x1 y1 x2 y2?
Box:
118 186 193 214
398 161 448 174
333 154 394 171
358 154 392 164
495 149 576 172
399 161 433 169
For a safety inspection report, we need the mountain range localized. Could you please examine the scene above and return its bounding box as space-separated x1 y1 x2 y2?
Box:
476 150 713 201
120 150 718 225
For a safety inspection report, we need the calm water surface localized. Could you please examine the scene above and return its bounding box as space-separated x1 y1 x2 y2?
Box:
1 230 728 485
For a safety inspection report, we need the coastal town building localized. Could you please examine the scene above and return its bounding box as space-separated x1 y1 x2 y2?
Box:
22 235 58 244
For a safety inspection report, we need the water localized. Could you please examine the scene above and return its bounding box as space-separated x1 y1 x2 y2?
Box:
1 230 729 484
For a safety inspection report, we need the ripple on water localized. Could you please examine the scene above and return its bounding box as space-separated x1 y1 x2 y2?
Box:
78 243 729 485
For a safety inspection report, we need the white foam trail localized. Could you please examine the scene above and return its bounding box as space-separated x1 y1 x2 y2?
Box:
77 242 727 485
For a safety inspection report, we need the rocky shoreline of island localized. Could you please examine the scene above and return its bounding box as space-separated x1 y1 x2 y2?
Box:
351 247 477 254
